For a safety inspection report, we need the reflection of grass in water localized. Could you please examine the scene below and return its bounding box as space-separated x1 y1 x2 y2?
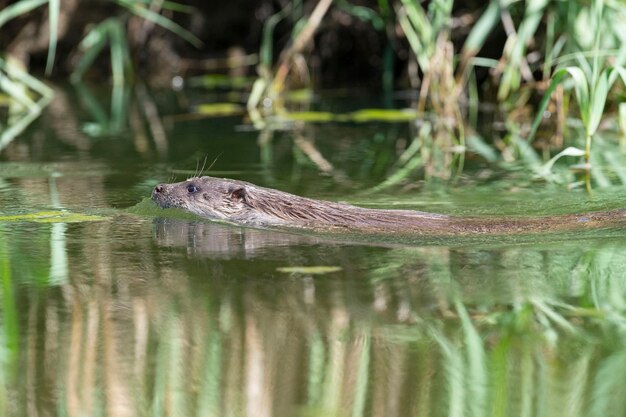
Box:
0 227 18 410
366 241 626 416
380 300 625 416
197 325 222 417
4 227 626 416
152 315 189 416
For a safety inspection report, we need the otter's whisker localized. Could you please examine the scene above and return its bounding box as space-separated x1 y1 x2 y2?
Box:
205 152 222 175
199 154 209 177
193 158 200 179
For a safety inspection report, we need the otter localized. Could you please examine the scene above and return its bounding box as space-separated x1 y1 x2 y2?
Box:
151 176 626 235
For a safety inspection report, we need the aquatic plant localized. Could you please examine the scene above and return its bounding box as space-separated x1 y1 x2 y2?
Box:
4 0 626 189
0 0 199 149
528 0 626 165
71 0 201 84
0 0 59 75
0 57 54 149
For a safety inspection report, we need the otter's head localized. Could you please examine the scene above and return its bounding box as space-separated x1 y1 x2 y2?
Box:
152 176 257 223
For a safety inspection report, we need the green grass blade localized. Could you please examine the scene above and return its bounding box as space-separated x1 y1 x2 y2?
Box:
0 71 37 109
588 69 609 136
108 19 131 86
367 123 430 192
513 135 541 168
467 135 498 162
591 0 604 87
528 67 589 142
246 77 267 111
462 1 501 56
537 147 585 177
0 106 43 151
498 0 549 99
160 1 194 13
2 58 54 100
71 22 109 82
570 68 592 133
337 0 384 30
45 0 59 75
611 66 626 85
0 0 47 29
602 149 626 185
116 0 202 48
400 0 431 43
72 81 109 129
260 5 290 67
397 9 428 71
429 0 453 33
132 0 195 13
527 71 567 142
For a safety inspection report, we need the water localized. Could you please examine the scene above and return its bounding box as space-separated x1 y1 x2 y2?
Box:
2 86 626 417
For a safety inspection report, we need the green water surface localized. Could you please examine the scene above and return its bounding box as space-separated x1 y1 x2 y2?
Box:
1 87 626 417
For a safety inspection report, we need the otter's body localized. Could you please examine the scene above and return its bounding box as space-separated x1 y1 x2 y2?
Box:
152 176 626 235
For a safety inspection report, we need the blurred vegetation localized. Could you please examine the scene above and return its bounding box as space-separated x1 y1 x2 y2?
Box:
2 0 626 189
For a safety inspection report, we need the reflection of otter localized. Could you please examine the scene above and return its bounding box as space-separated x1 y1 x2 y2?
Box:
153 218 328 258
152 176 626 235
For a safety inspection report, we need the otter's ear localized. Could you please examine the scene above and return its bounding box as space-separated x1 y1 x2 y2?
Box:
228 186 248 203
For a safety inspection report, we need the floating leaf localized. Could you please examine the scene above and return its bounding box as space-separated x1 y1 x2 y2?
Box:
196 103 244 117
35 213 106 223
350 108 418 122
277 266 342 274
285 88 314 103
282 108 418 123
283 111 335 122
0 211 106 223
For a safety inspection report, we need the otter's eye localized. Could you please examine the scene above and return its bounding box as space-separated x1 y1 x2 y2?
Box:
187 184 199 194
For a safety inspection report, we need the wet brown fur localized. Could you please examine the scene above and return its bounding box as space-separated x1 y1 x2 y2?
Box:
152 176 626 235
